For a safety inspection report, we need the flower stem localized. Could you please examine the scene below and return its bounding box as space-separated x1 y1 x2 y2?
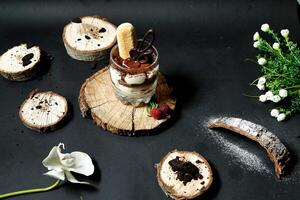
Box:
283 85 300 90
0 180 61 199
242 93 259 98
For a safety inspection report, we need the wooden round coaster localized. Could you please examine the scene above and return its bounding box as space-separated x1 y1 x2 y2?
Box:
156 150 213 200
19 89 69 132
79 66 176 136
0 44 41 81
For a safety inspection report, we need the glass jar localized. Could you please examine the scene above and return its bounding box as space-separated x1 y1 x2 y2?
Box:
109 44 159 107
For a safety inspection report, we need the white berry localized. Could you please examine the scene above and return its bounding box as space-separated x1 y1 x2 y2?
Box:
256 84 265 91
253 32 260 41
270 109 279 117
279 89 288 98
272 42 280 50
272 95 281 103
277 113 286 122
265 91 274 100
280 29 289 38
258 77 266 85
261 24 270 32
253 41 260 48
259 95 267 102
258 58 267 65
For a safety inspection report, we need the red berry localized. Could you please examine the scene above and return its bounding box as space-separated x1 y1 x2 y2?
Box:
159 103 170 115
150 108 163 120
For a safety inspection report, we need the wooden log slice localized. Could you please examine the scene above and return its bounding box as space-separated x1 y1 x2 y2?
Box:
156 150 213 200
79 66 176 135
19 89 69 132
0 44 41 81
62 16 117 61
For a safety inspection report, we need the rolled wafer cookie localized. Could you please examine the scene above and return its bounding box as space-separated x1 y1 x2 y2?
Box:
116 22 136 59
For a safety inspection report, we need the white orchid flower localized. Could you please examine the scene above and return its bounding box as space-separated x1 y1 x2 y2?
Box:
270 109 279 117
272 42 280 50
261 23 270 32
280 29 289 38
42 143 94 184
277 113 286 122
279 89 288 98
253 32 260 41
258 57 267 65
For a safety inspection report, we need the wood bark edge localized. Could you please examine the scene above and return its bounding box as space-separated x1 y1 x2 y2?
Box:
62 16 117 61
79 67 176 136
207 117 290 178
155 150 213 200
19 89 70 132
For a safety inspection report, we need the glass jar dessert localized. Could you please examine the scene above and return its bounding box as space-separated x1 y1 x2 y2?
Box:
109 43 159 107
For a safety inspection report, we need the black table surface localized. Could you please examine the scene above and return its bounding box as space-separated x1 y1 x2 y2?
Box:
0 0 299 199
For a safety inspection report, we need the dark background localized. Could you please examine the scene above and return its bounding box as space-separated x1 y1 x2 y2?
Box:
0 0 299 199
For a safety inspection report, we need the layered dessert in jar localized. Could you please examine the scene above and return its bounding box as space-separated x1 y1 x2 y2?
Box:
109 23 159 106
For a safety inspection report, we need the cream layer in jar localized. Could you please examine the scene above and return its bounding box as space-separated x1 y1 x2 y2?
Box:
109 44 159 106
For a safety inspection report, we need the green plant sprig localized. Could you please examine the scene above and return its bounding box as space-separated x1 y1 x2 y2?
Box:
251 24 300 121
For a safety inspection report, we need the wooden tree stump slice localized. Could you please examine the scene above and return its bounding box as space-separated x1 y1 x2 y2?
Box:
156 150 213 200
79 66 176 136
62 16 117 61
0 44 41 81
19 89 69 132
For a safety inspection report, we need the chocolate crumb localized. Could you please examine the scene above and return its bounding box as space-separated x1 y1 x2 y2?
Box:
199 174 203 179
22 53 34 66
71 17 82 23
201 181 205 185
77 38 81 41
196 160 204 164
169 157 201 185
85 35 91 40
99 28 106 33
35 105 42 109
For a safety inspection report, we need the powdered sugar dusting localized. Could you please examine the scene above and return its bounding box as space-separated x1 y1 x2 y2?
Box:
200 118 271 175
198 117 300 183
208 127 271 174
